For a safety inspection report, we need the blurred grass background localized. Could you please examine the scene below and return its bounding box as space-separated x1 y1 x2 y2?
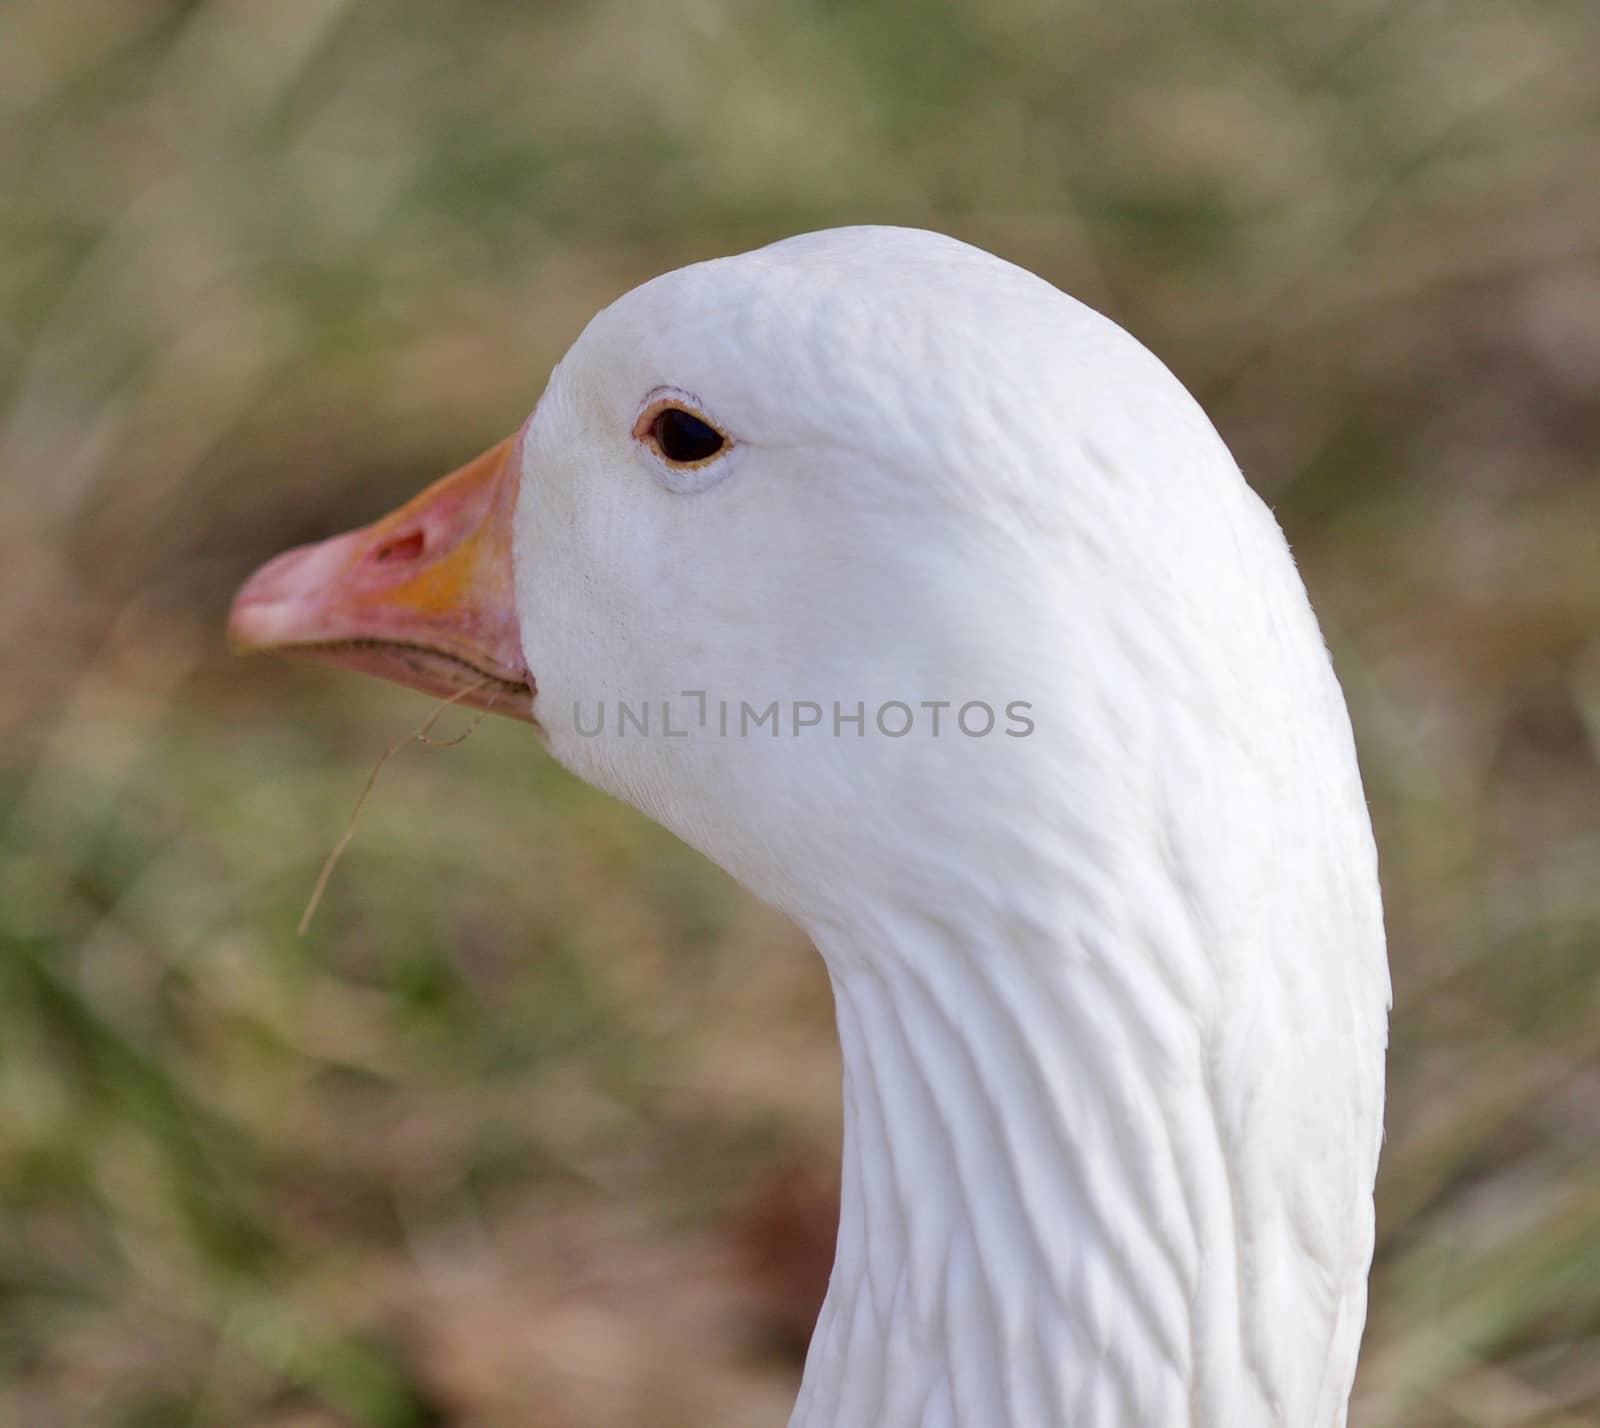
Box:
2 0 1598 1423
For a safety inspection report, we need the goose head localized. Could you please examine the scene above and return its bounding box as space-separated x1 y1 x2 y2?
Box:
232 228 1211 926
230 226 1388 1428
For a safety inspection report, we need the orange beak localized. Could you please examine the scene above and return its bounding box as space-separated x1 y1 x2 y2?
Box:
228 434 534 722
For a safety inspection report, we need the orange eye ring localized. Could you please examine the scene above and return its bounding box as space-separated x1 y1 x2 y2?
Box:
634 398 731 468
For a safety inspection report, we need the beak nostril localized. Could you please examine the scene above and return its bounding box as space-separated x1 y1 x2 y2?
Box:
373 530 425 564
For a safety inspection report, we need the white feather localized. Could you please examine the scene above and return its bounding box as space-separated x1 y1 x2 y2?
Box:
510 226 1389 1428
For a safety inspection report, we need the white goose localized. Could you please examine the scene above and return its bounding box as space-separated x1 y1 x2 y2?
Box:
230 226 1389 1428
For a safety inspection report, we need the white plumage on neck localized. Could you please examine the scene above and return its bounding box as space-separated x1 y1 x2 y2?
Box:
504 226 1390 1428
802 826 1378 1428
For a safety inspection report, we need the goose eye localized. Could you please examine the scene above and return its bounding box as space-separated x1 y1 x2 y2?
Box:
649 406 727 465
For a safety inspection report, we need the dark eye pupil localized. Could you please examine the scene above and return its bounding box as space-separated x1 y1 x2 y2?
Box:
654 407 725 463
